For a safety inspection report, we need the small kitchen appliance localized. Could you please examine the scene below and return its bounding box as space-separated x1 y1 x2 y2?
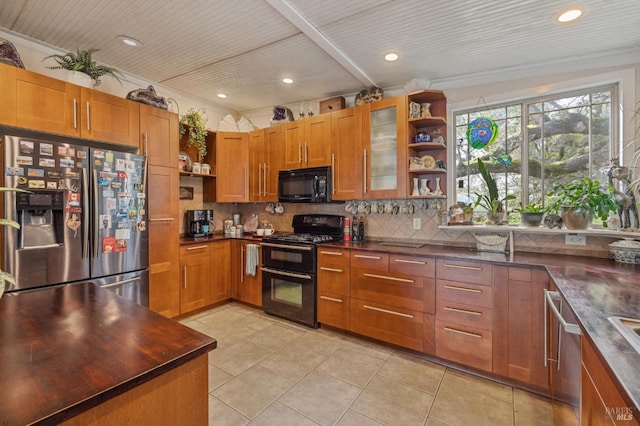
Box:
186 209 213 237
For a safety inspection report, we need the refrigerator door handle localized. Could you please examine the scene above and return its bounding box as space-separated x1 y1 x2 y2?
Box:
92 169 99 258
82 167 89 259
102 276 141 289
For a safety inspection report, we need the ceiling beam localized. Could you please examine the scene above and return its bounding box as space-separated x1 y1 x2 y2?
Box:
266 0 377 88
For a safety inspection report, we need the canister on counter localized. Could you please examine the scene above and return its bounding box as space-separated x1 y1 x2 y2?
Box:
236 224 243 237
233 213 240 225
224 219 233 236
343 216 351 241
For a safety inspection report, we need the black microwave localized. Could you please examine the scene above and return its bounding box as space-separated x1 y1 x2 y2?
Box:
278 166 332 203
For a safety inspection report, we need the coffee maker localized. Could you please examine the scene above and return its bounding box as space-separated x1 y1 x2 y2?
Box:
186 210 213 237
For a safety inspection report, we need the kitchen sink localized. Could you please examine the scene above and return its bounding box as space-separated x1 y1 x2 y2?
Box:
608 316 640 353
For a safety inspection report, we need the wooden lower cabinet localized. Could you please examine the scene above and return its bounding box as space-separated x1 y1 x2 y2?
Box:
493 266 549 391
435 319 493 371
180 244 211 314
350 298 424 352
317 247 350 329
231 240 262 307
318 292 350 329
210 240 231 304
581 337 638 426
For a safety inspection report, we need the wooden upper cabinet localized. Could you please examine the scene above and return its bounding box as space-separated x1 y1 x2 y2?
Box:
140 104 179 167
15 67 81 137
216 131 249 202
331 106 363 200
0 63 17 126
283 115 331 169
248 128 267 201
80 88 140 148
265 124 283 201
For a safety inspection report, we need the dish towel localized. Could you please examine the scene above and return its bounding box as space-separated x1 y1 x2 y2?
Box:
245 244 259 277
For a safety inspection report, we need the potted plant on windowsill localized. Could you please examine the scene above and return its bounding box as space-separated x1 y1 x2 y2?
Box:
547 177 618 230
468 158 516 224
179 109 208 163
514 202 546 227
43 48 123 87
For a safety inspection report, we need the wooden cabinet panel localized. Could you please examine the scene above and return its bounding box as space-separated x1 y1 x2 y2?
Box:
15 68 80 137
210 240 231 304
436 319 493 372
180 244 211 314
331 106 363 200
284 120 304 169
318 291 350 329
248 129 266 201
436 298 493 331
436 259 493 285
140 104 179 167
493 266 549 392
148 165 179 318
351 251 388 271
0 63 17 125
232 240 262 307
436 279 493 309
350 298 424 352
216 132 249 202
424 314 436 355
318 247 351 268
304 114 331 167
265 124 283 200
318 264 350 295
351 268 425 313
80 88 140 147
389 254 435 278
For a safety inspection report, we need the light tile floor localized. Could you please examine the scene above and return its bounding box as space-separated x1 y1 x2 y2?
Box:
180 302 578 426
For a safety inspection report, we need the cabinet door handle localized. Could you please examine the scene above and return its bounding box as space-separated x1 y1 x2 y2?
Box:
363 304 414 319
444 306 482 316
244 166 248 198
331 153 336 194
304 141 308 163
363 273 414 284
86 101 91 131
144 132 149 155
149 217 175 222
241 246 245 282
73 98 78 129
263 162 267 196
394 258 427 265
444 326 481 338
443 284 482 294
298 144 302 164
183 266 187 288
319 250 343 256
320 266 342 273
320 295 343 303
443 263 482 271
258 163 262 197
187 245 208 251
363 149 367 193
354 254 381 260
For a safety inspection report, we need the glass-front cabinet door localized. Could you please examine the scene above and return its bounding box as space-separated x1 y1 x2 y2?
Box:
363 96 407 199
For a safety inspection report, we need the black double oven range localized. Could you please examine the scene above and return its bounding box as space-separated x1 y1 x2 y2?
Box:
261 214 344 328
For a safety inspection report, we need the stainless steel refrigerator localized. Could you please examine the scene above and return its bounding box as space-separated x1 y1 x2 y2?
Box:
2 135 149 305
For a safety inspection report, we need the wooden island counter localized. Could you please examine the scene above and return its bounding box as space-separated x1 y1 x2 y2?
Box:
0 282 216 425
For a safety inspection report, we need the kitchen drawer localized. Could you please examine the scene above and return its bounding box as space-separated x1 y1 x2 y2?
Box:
508 266 532 282
318 264 350 295
424 314 435 355
350 298 423 352
351 268 424 312
436 319 493 372
351 251 388 271
318 292 349 330
318 247 351 267
180 244 211 258
436 259 493 286
436 298 493 331
389 254 435 278
436 279 493 308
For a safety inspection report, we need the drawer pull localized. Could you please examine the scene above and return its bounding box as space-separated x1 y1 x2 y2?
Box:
320 251 344 256
187 245 208 251
443 263 482 271
363 273 414 284
355 254 382 260
320 295 343 303
444 306 482 316
149 217 176 222
394 259 427 265
443 284 482 294
444 326 481 338
320 267 343 273
363 305 414 319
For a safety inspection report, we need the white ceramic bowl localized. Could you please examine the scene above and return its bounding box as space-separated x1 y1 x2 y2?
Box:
608 239 640 264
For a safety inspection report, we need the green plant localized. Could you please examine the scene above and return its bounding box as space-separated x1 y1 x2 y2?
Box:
469 158 516 213
179 109 208 161
513 202 546 213
547 177 618 223
43 48 123 86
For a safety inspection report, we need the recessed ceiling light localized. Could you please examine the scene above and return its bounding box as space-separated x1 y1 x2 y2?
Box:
557 8 582 23
117 35 142 47
217 93 227 99
282 78 294 84
384 51 399 62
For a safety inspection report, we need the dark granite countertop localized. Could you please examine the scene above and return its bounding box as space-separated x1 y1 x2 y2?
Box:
180 233 263 245
0 283 216 425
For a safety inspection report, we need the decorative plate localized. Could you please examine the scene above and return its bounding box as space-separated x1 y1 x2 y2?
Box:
421 155 436 169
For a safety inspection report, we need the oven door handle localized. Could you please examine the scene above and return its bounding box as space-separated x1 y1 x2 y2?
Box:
261 267 312 280
261 242 313 251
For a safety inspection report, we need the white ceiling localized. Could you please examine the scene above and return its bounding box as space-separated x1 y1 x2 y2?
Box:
1 0 640 113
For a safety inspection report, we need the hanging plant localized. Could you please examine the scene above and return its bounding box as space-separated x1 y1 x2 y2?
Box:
179 108 208 161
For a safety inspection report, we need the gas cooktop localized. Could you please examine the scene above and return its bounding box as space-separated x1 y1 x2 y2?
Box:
263 233 340 244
